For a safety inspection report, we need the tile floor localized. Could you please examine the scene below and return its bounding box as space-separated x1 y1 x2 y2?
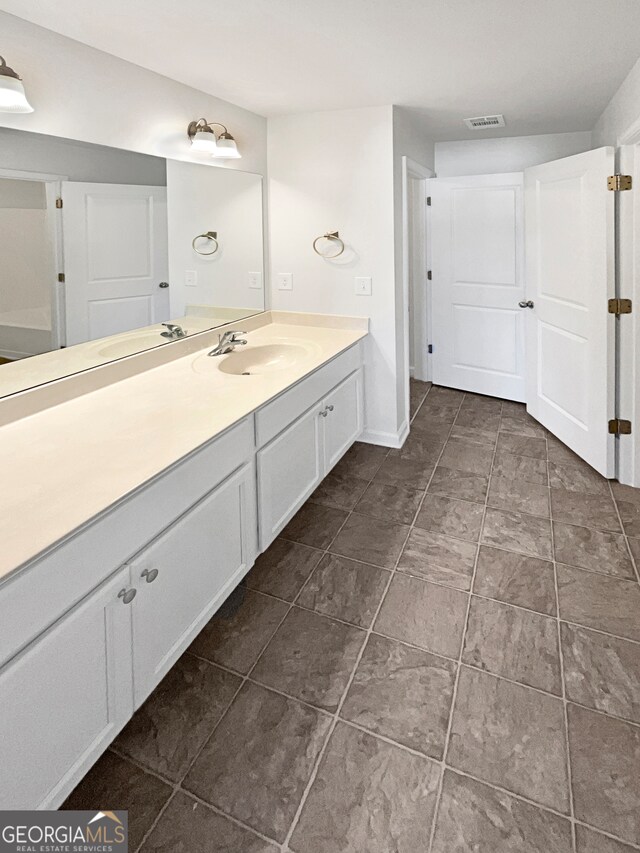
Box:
64 380 640 853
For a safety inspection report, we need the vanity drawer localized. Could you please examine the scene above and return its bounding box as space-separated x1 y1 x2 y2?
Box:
255 344 361 447
0 417 254 667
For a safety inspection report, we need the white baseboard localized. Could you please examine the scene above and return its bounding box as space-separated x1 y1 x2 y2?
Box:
360 420 409 449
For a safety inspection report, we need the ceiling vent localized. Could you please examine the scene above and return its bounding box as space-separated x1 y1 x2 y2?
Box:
463 114 506 130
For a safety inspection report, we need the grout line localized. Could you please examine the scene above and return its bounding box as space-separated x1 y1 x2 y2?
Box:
548 441 578 853
608 479 640 587
426 392 502 853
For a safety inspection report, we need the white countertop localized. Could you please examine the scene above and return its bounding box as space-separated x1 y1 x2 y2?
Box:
0 315 367 580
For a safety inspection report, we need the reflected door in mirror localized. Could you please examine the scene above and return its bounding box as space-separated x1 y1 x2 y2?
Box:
62 183 169 346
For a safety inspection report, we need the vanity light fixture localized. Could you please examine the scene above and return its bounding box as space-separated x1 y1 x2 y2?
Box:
0 55 34 113
187 118 241 159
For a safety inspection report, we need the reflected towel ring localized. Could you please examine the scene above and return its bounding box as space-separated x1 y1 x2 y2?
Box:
192 231 219 255
313 231 345 258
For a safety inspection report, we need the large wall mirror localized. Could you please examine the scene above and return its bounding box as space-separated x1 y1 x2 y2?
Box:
0 127 265 399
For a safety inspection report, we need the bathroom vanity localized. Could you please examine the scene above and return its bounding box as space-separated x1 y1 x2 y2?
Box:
0 313 366 809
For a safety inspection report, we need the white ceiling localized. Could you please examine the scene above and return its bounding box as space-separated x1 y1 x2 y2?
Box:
3 0 640 139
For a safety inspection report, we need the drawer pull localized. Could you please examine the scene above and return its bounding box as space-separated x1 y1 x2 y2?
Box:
118 588 137 604
141 568 159 583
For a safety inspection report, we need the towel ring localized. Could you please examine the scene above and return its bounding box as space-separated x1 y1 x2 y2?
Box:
313 231 345 258
192 231 219 256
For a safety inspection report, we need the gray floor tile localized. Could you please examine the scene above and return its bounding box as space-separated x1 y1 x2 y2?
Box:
431 770 572 853
440 438 494 476
547 436 585 465
492 450 548 485
455 409 501 432
473 545 557 615
628 536 640 567
448 667 569 811
64 752 172 850
311 471 369 510
375 573 468 658
548 459 610 495
428 465 489 502
551 489 622 532
616 499 640 537
398 527 477 590
329 512 410 568
429 386 466 405
373 455 435 489
576 825 638 853
561 623 640 723
296 553 389 628
341 633 456 758
568 703 640 845
611 481 640 506
354 481 423 524
500 400 528 418
243 538 323 602
184 682 331 843
553 522 635 579
114 656 240 781
189 588 289 674
482 507 553 559
251 607 365 711
289 722 440 853
463 597 561 694
330 441 388 480
500 414 546 438
419 400 461 422
496 432 547 459
389 432 444 463
557 564 640 641
140 791 278 852
450 423 498 446
460 394 503 415
488 474 550 517
415 493 484 541
281 502 348 549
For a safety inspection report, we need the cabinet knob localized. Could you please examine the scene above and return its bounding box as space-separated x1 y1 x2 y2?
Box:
141 568 159 583
118 588 137 604
326 404 334 412
320 409 328 417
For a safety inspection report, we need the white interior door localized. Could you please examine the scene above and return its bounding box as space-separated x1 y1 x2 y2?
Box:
524 148 615 477
62 182 169 345
430 173 525 400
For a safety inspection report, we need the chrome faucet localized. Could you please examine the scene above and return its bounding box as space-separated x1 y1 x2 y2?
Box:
161 323 187 340
208 330 248 357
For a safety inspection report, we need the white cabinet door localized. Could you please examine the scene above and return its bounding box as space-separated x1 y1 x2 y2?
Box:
0 566 133 809
322 369 364 471
429 173 526 401
524 148 615 477
257 402 324 550
62 182 169 345
131 463 256 707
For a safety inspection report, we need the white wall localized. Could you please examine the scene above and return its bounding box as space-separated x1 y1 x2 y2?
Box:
268 106 403 445
593 56 640 146
167 161 264 316
0 12 267 174
434 131 593 176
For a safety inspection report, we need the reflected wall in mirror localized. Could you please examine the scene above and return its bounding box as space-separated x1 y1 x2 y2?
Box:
0 127 265 399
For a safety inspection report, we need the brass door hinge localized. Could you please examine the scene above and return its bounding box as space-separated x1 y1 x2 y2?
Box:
607 174 632 191
608 298 632 315
55 197 63 208
609 418 632 435
58 273 65 283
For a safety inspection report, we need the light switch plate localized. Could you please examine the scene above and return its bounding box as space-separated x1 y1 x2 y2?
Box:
277 273 293 291
248 271 263 289
355 276 372 295
185 270 197 287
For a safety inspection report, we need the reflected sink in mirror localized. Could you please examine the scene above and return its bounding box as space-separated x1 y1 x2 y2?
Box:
218 344 309 375
89 329 171 360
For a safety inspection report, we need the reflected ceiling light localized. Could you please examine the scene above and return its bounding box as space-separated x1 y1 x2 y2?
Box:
187 118 241 159
0 55 34 113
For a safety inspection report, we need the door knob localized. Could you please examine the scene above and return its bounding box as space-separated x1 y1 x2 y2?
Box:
118 588 137 604
518 300 534 308
158 281 169 289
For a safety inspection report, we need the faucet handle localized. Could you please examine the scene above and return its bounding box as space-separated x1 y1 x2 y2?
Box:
230 330 248 339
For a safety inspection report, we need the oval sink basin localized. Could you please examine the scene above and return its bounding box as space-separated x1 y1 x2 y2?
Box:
218 344 309 375
92 331 168 360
